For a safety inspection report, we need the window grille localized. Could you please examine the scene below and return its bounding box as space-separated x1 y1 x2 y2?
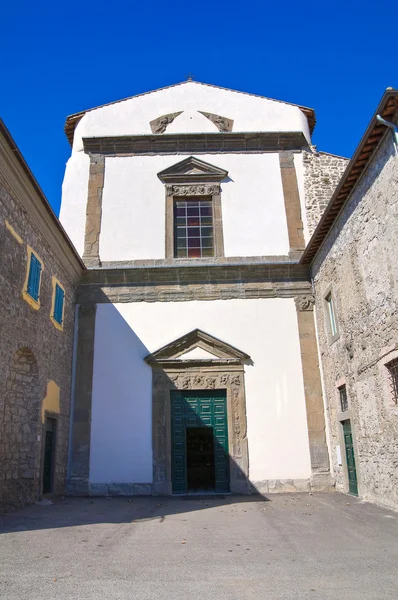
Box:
339 385 348 412
386 358 398 405
174 198 214 258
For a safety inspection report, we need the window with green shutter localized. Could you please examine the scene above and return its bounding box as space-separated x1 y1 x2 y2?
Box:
26 253 42 301
53 284 65 325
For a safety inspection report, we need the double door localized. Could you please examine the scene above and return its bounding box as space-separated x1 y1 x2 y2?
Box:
171 390 230 494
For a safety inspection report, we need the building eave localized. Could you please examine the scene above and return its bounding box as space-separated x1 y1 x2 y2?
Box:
0 119 85 279
301 88 398 266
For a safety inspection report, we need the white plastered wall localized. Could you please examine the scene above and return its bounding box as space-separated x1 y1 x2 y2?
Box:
60 83 311 257
71 81 311 153
99 153 289 261
89 298 311 485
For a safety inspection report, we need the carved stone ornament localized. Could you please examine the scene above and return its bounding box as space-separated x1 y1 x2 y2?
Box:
166 183 220 196
199 111 234 132
150 112 183 134
294 295 315 311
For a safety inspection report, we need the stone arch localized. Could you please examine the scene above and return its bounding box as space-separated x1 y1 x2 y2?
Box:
1 347 41 508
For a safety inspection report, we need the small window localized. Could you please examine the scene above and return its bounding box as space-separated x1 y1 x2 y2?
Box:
50 279 65 329
53 284 65 325
325 292 338 337
26 252 42 301
174 198 214 258
386 359 398 405
339 385 348 412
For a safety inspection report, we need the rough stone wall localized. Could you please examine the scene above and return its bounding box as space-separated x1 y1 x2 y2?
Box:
312 130 398 510
303 148 349 237
0 171 76 512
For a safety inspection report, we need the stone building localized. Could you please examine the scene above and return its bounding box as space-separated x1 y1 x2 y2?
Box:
302 88 398 510
0 120 84 511
60 80 347 496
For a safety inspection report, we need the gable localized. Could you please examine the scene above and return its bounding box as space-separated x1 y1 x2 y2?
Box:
145 328 251 366
68 80 313 150
157 156 228 183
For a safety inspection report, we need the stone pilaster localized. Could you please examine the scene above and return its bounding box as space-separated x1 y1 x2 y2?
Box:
68 304 97 494
294 295 332 490
279 152 305 254
82 156 105 268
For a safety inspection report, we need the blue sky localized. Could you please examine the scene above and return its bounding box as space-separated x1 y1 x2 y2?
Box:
2 0 397 215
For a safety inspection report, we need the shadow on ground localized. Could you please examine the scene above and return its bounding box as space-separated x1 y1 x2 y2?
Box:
0 493 269 534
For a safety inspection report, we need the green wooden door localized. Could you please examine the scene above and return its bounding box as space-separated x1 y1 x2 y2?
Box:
171 390 229 494
343 420 358 496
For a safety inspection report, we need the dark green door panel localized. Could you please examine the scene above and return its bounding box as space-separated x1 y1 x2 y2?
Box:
343 419 358 496
171 390 229 494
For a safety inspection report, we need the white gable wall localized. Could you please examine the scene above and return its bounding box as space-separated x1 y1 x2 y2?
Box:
89 298 311 485
71 81 311 152
99 153 289 261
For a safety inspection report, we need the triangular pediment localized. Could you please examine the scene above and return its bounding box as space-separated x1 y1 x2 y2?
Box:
157 157 228 184
145 329 250 365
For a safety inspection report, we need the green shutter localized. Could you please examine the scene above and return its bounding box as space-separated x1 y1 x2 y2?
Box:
53 284 65 324
27 254 42 301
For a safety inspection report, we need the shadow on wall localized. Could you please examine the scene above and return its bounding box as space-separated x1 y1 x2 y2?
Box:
69 297 267 508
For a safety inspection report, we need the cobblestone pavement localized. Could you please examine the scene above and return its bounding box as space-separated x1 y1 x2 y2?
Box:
0 492 397 600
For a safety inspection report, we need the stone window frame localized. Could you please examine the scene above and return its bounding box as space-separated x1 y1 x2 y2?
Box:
165 188 224 259
323 284 340 345
158 157 227 261
379 347 398 412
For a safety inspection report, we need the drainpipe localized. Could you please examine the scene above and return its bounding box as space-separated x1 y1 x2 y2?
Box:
376 114 398 153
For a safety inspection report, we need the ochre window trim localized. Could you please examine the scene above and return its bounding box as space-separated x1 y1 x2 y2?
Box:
50 277 66 331
22 246 44 310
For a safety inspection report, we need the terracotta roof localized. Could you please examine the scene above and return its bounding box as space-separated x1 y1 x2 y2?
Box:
64 80 316 146
0 119 85 271
301 88 398 266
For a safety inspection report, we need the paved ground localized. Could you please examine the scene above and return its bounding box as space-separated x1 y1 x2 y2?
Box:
0 492 397 599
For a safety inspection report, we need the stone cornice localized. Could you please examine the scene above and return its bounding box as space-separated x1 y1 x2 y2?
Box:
82 131 309 156
76 260 311 304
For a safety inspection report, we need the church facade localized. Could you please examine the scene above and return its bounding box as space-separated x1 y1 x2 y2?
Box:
60 81 348 496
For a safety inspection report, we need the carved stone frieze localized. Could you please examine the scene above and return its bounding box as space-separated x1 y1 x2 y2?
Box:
150 112 183 134
294 295 315 311
165 183 220 196
199 111 234 132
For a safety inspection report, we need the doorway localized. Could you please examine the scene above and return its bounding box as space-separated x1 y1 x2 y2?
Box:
43 417 56 494
342 419 358 496
171 390 230 494
186 427 216 491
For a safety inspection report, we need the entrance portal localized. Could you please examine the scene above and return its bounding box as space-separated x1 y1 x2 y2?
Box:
171 390 230 494
186 427 215 492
